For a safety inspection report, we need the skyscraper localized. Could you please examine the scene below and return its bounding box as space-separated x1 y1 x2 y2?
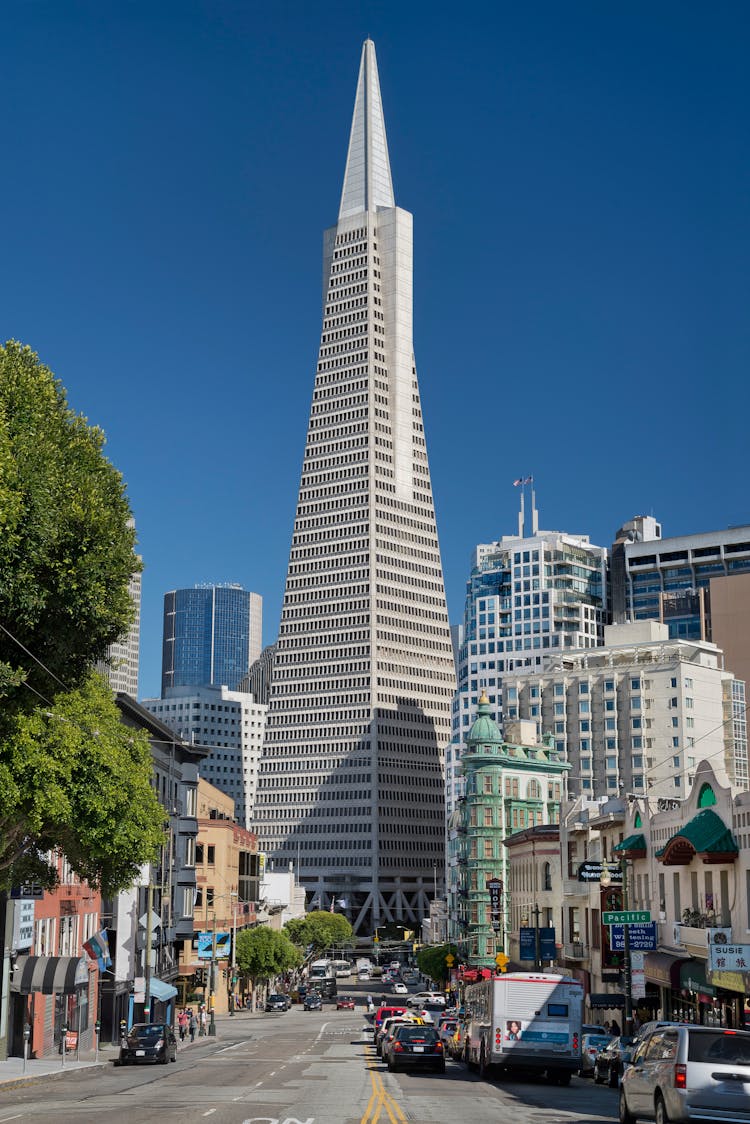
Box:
97 518 141 697
253 41 455 935
161 583 262 693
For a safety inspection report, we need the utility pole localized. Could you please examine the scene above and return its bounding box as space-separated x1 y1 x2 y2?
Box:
144 882 153 1023
230 897 238 1017
533 904 542 971
622 862 633 1036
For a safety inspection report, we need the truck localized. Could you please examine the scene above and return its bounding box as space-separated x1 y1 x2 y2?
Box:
308 958 333 982
462 972 583 1084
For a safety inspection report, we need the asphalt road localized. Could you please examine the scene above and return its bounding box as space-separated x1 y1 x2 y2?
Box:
0 986 619 1124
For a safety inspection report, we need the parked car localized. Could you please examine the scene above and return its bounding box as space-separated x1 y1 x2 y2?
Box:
119 1022 177 1065
266 993 291 1012
336 995 355 1010
620 1023 750 1124
581 1032 614 1077
304 992 323 1011
393 982 408 995
594 1035 635 1087
387 1023 445 1074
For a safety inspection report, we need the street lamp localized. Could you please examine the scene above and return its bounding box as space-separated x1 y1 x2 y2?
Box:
229 892 238 1017
600 858 633 1035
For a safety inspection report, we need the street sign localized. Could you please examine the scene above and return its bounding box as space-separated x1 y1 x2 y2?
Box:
197 931 231 960
577 862 623 883
603 910 651 925
139 909 161 932
487 878 503 931
610 922 657 951
519 927 556 961
709 944 750 971
445 954 455 967
495 952 509 971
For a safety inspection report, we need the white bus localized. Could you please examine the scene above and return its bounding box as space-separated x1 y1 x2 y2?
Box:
331 959 352 979
463 972 583 1084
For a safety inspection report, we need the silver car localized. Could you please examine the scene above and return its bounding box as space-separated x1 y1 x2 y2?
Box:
620 1024 750 1124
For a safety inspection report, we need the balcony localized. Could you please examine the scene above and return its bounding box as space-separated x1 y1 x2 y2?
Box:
563 941 586 960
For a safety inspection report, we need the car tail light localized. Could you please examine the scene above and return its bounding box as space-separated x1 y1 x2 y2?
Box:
393 1042 404 1053
674 1063 687 1089
573 1034 579 1050
435 1041 443 1052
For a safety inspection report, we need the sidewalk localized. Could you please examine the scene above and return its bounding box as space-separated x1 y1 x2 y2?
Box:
0 1008 265 1090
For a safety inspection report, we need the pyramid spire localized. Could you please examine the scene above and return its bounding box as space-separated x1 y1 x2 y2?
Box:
339 39 395 218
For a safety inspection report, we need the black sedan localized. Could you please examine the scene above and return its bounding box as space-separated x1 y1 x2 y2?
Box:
593 1035 635 1087
304 992 323 1010
387 1024 445 1074
265 993 291 1012
119 1022 177 1065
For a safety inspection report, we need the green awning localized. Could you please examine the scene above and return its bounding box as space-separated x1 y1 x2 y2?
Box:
657 809 738 865
614 833 646 853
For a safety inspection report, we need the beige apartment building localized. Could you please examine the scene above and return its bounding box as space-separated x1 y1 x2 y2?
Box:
177 780 260 1013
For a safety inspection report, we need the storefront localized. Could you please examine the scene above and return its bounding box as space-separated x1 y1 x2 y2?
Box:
644 951 688 1020
9 955 91 1058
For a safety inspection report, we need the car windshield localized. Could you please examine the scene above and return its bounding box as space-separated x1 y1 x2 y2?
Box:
129 1025 164 1040
585 1035 612 1048
397 1026 439 1042
688 1032 750 1064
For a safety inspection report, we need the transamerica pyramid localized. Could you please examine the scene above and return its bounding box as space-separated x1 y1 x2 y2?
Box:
253 41 455 936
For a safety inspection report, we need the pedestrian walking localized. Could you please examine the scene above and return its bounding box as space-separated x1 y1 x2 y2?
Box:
178 1008 188 1042
189 1011 198 1043
200 1005 208 1036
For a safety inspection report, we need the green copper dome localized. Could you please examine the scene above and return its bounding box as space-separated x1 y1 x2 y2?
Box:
467 691 503 747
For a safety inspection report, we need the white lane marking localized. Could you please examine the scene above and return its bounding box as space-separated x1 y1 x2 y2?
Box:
269 1071 276 1077
218 1041 245 1052
0 1116 25 1122
202 1112 217 1118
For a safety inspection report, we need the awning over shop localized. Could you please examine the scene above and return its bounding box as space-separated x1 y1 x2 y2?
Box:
10 956 89 995
588 992 625 1009
613 833 647 857
644 951 689 988
149 977 178 1002
655 809 738 866
680 960 716 998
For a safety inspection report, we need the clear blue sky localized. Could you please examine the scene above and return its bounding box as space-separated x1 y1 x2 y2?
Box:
2 1 748 698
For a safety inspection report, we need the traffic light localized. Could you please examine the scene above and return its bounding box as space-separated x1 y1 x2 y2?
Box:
194 967 205 986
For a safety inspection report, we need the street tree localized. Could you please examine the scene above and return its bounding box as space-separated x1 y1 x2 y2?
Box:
416 943 459 986
0 341 164 892
285 910 353 955
235 927 301 995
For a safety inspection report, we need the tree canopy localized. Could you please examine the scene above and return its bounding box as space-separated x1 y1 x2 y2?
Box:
416 943 458 985
0 341 164 893
235 927 301 982
284 910 354 954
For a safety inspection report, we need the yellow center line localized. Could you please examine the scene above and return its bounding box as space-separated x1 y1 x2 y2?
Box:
362 1055 407 1124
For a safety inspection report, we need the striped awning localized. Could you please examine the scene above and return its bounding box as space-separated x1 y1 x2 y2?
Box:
10 956 89 995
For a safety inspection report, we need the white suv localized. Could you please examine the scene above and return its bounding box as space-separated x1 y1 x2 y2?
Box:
620 1023 750 1124
407 991 445 1009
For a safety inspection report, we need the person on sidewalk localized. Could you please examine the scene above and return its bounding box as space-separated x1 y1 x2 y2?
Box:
199 1006 208 1036
189 1011 198 1043
178 1009 188 1042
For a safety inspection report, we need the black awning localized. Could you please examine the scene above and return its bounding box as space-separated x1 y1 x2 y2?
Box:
588 992 625 1009
10 956 89 995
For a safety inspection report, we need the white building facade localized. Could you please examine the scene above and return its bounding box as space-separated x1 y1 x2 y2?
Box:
253 41 455 935
142 684 267 829
506 621 747 802
446 518 607 819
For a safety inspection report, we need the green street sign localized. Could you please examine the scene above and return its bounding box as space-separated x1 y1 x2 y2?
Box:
603 910 651 925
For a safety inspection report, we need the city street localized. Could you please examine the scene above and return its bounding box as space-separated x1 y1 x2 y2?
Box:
0 1003 618 1124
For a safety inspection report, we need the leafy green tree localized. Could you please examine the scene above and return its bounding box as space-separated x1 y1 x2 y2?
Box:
0 341 164 892
0 341 139 697
284 910 353 955
416 943 458 986
235 927 301 986
0 673 166 893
